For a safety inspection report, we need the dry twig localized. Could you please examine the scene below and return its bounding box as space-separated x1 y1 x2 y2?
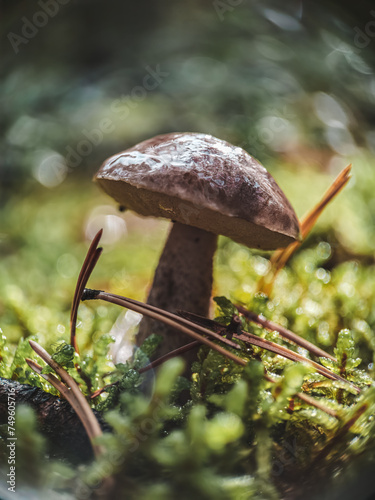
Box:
257 164 352 295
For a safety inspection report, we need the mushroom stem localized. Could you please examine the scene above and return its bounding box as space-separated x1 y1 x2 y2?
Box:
136 222 218 358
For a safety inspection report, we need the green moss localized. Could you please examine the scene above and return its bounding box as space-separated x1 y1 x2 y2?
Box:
1 166 375 498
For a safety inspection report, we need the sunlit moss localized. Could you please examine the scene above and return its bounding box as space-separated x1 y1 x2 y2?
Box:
1 160 375 497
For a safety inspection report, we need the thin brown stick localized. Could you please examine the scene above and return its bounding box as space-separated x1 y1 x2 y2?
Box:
138 341 200 373
29 340 104 457
312 402 368 463
26 358 73 398
263 373 338 417
236 304 336 361
234 329 359 391
90 383 117 399
180 308 335 362
71 246 103 352
26 357 104 427
90 341 201 398
298 164 352 239
70 229 103 353
292 392 337 417
257 164 352 295
177 310 236 334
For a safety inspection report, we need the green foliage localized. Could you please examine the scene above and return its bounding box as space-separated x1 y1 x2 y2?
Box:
136 334 163 363
40 340 76 377
1 173 375 498
320 329 372 390
95 334 162 412
0 330 12 378
214 296 236 324
1 304 375 499
0 334 51 391
2 2 375 492
51 340 76 368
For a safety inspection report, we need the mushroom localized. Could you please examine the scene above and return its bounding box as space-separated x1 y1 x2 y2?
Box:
94 132 300 361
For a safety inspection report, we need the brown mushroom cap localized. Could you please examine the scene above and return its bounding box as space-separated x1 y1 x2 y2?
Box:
95 132 300 250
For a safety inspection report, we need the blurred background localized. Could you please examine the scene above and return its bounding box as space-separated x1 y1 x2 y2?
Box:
1 0 375 349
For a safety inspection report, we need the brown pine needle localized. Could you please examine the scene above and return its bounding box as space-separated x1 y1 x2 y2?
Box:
70 229 103 353
235 304 336 361
90 382 117 399
235 329 359 391
139 341 201 374
292 392 337 417
26 358 73 399
29 339 104 457
258 164 352 295
91 341 201 398
312 402 368 464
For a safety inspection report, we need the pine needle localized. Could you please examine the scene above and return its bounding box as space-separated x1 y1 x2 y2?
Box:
70 229 103 353
257 164 352 295
28 340 104 458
